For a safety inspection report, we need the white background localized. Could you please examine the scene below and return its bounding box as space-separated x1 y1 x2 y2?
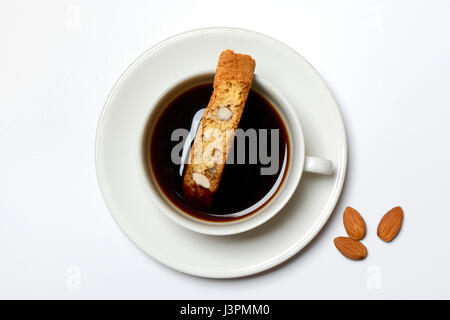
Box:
1 0 449 299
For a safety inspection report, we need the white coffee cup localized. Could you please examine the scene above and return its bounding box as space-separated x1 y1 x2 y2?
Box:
136 71 333 235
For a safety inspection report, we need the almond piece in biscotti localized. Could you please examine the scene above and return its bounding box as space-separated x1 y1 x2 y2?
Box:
217 107 232 121
192 173 211 189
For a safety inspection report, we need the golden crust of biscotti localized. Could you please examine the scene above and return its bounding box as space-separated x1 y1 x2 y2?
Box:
214 49 255 88
182 50 255 207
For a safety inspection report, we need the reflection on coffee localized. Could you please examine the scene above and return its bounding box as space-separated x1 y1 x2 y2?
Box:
148 83 289 222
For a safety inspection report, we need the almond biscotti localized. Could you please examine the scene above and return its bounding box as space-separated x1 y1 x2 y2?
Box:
182 50 255 206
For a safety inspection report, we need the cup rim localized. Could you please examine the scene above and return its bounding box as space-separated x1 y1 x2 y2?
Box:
136 70 306 235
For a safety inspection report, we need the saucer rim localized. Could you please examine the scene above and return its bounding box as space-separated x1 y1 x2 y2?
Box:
95 26 348 278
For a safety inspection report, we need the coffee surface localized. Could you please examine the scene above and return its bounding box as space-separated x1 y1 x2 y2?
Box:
149 83 289 222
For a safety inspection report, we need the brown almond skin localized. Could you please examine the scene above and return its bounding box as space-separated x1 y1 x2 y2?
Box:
377 206 403 242
343 207 366 240
334 237 368 260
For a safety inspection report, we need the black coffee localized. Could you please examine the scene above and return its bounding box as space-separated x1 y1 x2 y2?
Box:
148 83 289 222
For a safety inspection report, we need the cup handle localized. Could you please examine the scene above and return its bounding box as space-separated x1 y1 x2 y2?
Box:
304 156 334 175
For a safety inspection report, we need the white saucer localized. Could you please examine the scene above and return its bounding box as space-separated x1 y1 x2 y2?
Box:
95 27 347 278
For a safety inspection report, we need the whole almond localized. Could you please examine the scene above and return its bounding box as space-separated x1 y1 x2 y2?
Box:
377 206 403 242
343 207 366 240
334 237 368 260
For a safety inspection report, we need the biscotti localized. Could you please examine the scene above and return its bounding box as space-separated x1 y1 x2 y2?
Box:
182 50 255 206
